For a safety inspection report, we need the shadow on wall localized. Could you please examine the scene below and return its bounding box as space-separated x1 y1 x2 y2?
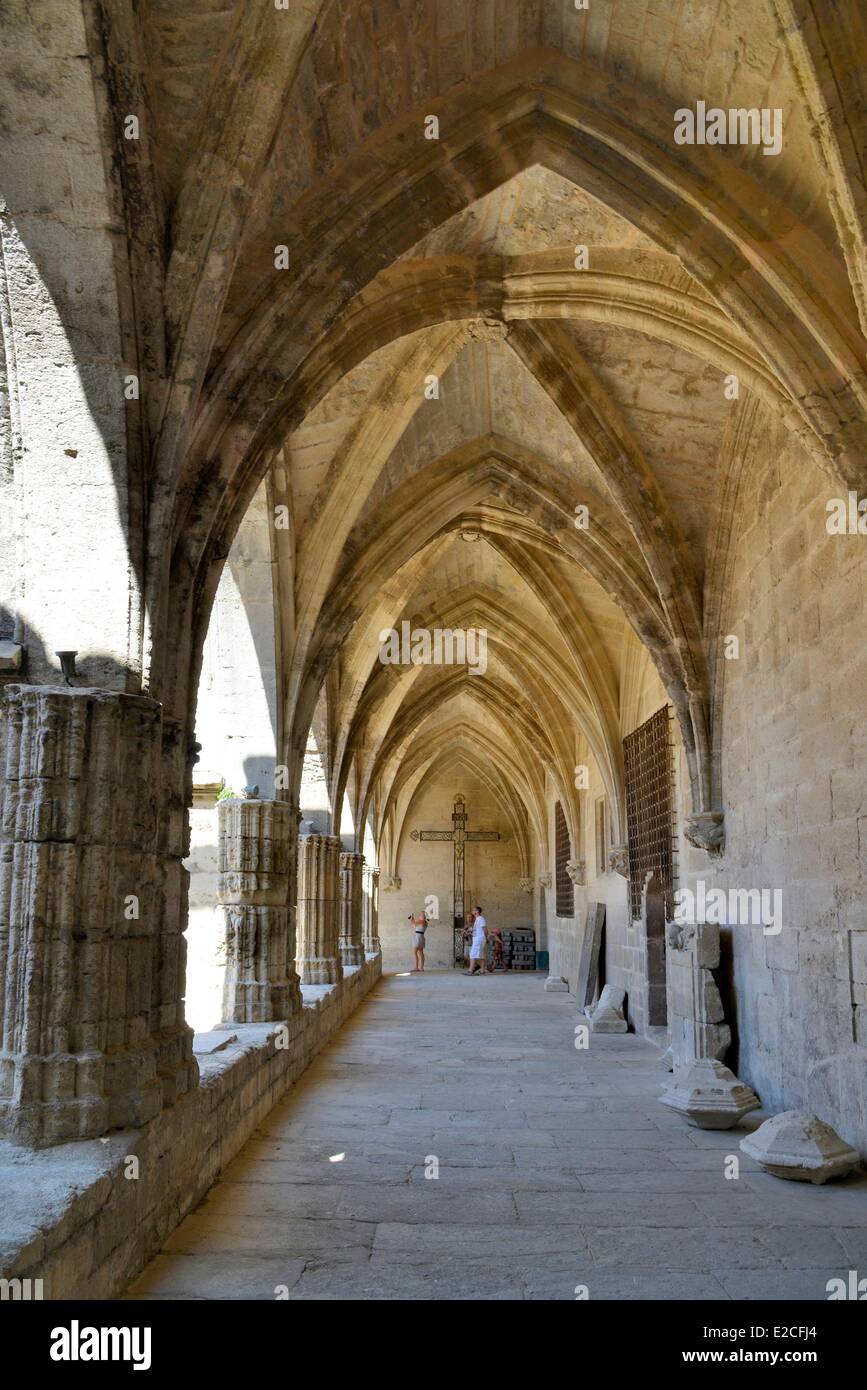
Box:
717 925 739 1074
0 605 138 692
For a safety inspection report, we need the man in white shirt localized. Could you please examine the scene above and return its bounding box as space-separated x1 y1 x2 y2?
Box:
467 906 488 976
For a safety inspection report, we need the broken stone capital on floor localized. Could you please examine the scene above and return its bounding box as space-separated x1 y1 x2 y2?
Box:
543 975 569 992
586 984 628 1032
217 797 302 1023
740 1110 860 1183
661 1058 760 1129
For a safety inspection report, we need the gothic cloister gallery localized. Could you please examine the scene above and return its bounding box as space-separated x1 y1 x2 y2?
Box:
1 0 867 1321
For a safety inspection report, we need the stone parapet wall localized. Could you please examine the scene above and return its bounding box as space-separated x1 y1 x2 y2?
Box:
0 956 381 1299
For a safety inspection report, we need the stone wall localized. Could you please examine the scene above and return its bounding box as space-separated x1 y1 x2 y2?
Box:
0 957 381 1299
696 419 867 1157
0 0 133 686
379 770 526 970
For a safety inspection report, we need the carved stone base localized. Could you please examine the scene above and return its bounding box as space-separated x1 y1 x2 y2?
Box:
662 1059 760 1130
544 976 569 993
740 1111 859 1183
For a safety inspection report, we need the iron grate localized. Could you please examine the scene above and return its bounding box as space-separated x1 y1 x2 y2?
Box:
623 705 675 922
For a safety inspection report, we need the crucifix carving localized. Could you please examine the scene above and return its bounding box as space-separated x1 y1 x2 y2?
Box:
410 794 500 949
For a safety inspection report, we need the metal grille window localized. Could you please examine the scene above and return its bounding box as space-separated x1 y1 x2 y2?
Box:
554 800 574 917
623 706 675 921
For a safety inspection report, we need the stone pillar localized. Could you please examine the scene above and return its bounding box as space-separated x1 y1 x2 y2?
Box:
296 831 342 985
338 851 365 967
0 686 197 1146
217 798 301 1023
363 865 381 955
665 919 731 1068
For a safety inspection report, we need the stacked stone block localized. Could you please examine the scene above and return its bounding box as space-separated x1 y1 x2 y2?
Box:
362 864 381 954
338 850 365 968
296 832 342 985
0 686 196 1146
217 798 301 1023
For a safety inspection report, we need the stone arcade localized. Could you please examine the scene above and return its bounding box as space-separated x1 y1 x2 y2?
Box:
0 0 866 1304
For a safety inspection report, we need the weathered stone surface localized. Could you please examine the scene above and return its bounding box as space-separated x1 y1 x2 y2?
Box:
0 686 196 1146
665 919 731 1069
0 957 381 1297
661 1059 760 1130
544 976 569 993
740 1111 860 1184
586 985 628 1033
295 833 342 985
217 798 301 1023
338 850 365 967
362 864 381 955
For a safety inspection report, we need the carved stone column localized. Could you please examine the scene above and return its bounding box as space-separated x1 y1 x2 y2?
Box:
296 831 343 985
362 864 381 954
217 798 301 1023
0 686 197 1146
665 919 730 1068
338 851 365 968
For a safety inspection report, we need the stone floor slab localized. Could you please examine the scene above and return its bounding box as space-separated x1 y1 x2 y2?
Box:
129 971 862 1301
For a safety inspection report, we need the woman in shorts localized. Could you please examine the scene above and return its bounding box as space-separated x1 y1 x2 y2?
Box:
408 910 429 972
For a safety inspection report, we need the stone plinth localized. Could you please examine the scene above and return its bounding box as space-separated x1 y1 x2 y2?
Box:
217 798 301 1023
0 685 196 1146
665 919 730 1067
544 976 569 992
662 1059 760 1129
338 850 365 967
740 1111 859 1183
296 833 342 985
362 864 381 954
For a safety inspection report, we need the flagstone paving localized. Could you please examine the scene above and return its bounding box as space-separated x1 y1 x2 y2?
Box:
127 971 867 1301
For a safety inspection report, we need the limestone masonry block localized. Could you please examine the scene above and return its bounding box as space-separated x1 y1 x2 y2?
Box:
217 798 301 1024
296 833 343 985
338 850 365 968
0 686 196 1146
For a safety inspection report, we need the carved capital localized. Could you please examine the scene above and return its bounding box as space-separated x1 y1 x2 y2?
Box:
466 315 508 343
381 874 402 892
518 876 534 894
607 844 628 876
684 812 725 856
565 857 586 887
538 871 552 890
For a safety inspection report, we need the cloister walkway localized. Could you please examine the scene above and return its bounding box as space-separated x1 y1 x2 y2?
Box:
128 972 867 1301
